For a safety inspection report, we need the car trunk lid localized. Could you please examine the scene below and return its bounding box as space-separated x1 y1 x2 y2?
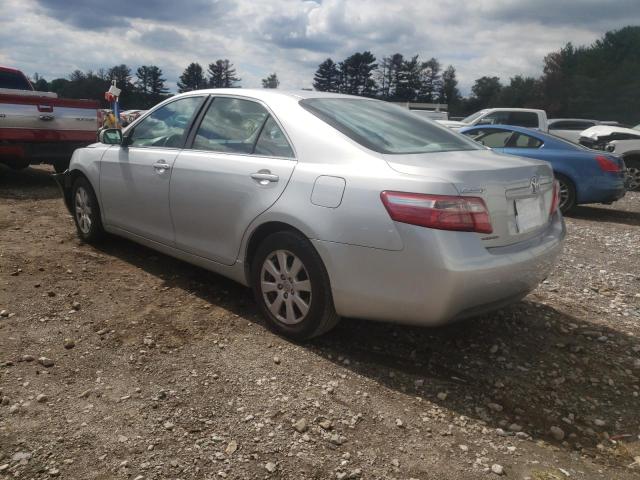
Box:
383 149 555 248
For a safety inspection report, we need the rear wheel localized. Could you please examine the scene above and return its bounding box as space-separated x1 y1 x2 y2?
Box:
251 231 339 340
71 176 104 243
556 174 576 214
624 157 640 191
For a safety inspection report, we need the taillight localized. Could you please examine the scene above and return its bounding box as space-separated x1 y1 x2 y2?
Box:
380 191 492 234
595 155 620 172
550 180 560 215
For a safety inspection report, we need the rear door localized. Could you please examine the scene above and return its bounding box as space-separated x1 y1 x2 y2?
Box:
170 96 296 265
99 95 205 244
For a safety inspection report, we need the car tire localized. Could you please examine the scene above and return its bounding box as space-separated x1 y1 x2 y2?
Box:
53 159 69 174
556 174 576 214
624 157 640 191
71 176 104 243
251 231 339 340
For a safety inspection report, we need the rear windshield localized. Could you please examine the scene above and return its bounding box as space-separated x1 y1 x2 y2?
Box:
0 70 32 90
300 98 480 154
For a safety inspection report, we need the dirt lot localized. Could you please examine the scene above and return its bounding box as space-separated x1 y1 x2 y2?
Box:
0 165 639 480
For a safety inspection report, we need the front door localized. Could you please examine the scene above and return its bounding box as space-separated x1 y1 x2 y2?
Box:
99 96 204 244
170 96 297 265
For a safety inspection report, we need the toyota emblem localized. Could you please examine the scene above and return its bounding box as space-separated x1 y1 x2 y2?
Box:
530 176 539 194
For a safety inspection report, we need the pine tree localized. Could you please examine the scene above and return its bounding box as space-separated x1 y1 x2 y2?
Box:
339 52 378 96
207 59 241 88
177 63 206 92
262 73 279 88
418 58 442 102
440 65 461 105
313 58 340 92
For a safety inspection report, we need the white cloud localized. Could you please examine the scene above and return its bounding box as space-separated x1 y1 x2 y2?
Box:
2 0 638 95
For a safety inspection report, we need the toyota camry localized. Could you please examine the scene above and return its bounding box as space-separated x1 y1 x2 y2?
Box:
54 90 565 340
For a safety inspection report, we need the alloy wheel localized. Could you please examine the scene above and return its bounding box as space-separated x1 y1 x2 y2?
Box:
626 166 640 191
74 186 92 234
558 180 570 211
260 249 312 325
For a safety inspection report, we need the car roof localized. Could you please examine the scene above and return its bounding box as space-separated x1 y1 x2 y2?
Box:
175 88 366 102
0 66 22 74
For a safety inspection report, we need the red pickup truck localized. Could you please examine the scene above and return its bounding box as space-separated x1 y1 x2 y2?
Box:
0 66 99 172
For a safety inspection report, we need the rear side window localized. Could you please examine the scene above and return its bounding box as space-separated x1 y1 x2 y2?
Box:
511 133 543 148
193 97 269 154
300 98 479 154
507 112 539 128
254 117 294 158
0 70 32 90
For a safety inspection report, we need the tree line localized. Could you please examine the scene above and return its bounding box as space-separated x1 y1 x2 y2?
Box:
313 53 460 105
312 25 640 123
26 26 640 123
30 60 280 110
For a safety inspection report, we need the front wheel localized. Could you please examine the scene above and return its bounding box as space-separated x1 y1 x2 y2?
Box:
251 231 339 340
53 159 69 174
556 174 576 214
71 176 104 243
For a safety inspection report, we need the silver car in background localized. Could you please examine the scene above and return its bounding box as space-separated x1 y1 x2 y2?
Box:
55 89 565 340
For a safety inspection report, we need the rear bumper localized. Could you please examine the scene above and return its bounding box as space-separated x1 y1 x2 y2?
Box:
578 178 626 204
313 213 565 326
0 140 92 163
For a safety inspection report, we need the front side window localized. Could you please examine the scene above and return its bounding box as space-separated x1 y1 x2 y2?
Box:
193 97 269 154
129 96 203 148
465 129 513 148
300 98 479 154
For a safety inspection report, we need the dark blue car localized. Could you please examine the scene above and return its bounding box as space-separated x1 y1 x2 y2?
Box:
459 125 626 213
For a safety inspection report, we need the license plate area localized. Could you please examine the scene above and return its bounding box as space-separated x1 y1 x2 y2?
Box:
515 196 545 233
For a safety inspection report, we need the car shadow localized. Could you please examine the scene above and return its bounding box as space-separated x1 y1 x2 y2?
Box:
569 204 640 226
0 164 61 200
91 234 640 465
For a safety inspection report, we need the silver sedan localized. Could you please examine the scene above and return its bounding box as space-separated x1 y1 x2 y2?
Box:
54 90 565 340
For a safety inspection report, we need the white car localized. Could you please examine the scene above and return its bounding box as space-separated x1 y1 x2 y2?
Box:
547 119 602 144
580 124 640 190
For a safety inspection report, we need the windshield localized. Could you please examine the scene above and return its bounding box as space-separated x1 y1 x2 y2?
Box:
461 110 488 124
300 98 480 154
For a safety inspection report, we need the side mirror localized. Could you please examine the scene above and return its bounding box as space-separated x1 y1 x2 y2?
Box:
99 128 123 145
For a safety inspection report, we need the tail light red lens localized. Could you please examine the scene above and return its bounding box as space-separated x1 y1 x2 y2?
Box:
550 179 560 215
595 155 620 172
380 191 493 234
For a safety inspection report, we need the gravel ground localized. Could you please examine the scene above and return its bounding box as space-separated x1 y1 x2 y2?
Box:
0 165 639 480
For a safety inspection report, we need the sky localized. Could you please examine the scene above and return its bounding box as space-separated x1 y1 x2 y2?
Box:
2 0 640 95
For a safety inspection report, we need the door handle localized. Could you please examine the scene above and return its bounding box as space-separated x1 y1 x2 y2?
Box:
39 114 55 121
153 161 171 172
251 172 279 184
